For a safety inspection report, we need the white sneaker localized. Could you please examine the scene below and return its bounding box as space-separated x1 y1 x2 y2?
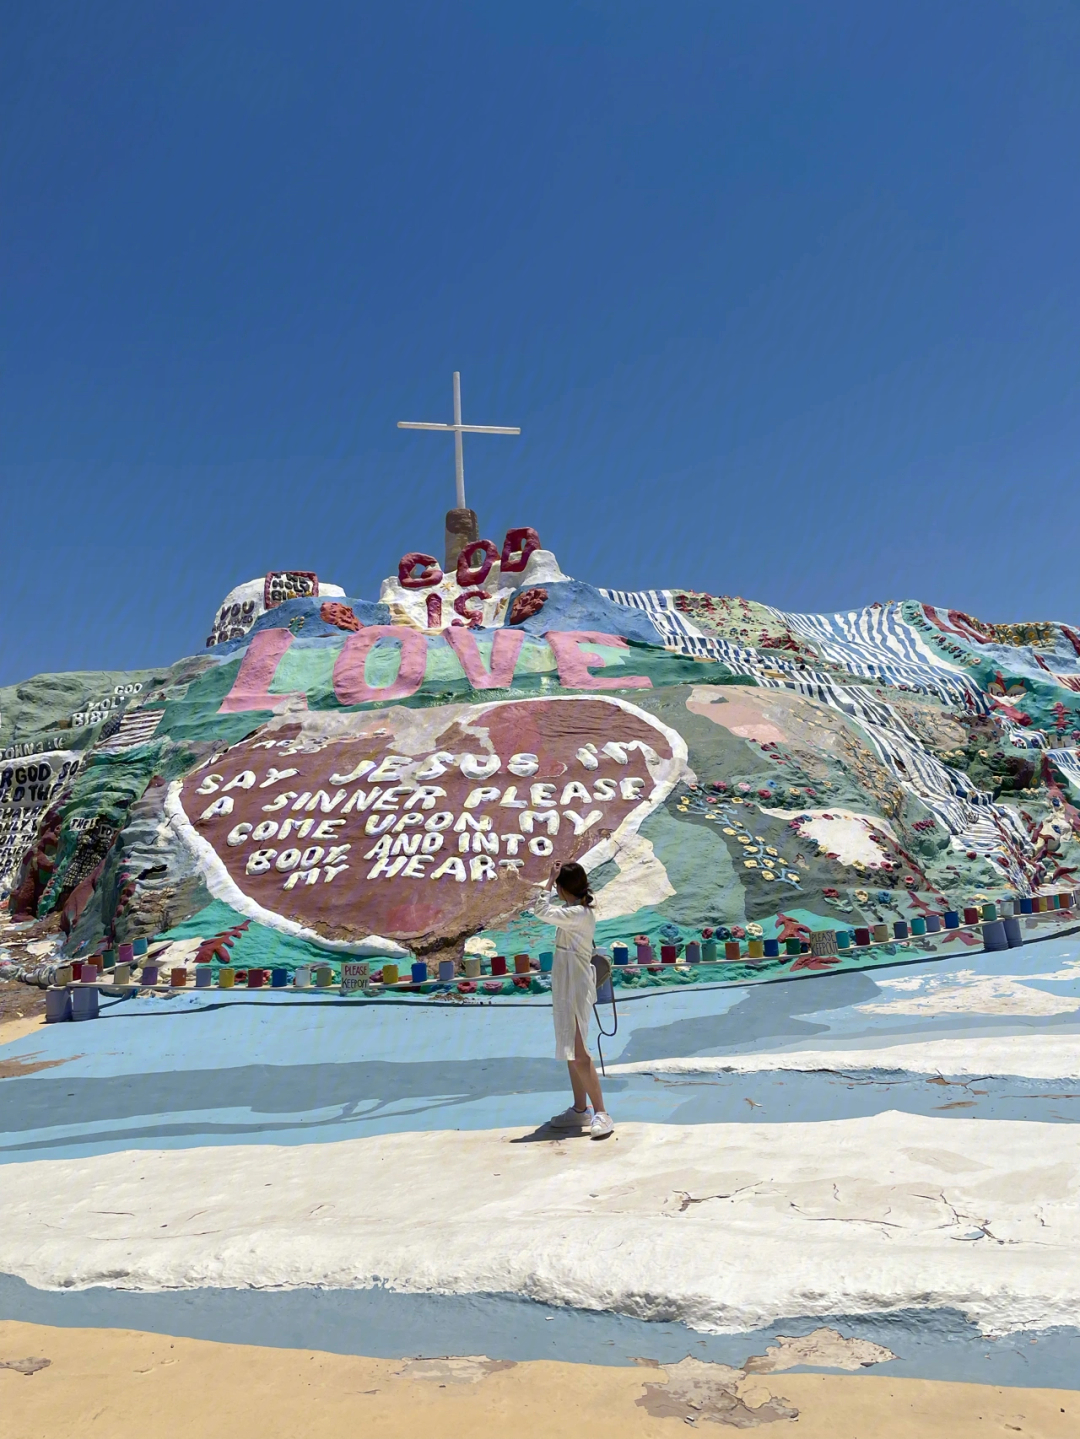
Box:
548 1106 590 1130
590 1111 614 1140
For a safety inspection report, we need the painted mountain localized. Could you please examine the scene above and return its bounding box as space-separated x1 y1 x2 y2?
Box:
4 528 1080 977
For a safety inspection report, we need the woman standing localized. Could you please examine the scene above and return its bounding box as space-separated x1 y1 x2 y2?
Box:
532 860 614 1139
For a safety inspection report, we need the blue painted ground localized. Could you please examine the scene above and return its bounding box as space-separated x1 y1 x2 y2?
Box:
3 925 1079 1386
2 930 1079 1161
0 1272 1075 1389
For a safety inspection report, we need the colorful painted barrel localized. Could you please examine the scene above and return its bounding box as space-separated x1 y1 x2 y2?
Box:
118 943 134 965
463 957 481 979
685 941 701 964
724 940 741 961
1019 896 1033 914
71 985 99 1022
539 950 555 972
170 967 188 988
634 939 654 965
438 959 455 981
944 911 960 929
271 968 289 988
113 963 131 985
982 919 1008 952
102 949 117 969
45 987 72 1023
925 914 941 933
315 966 334 987
54 964 73 987
218 967 235 988
491 955 508 976
514 954 531 974
132 937 149 956
247 968 264 988
784 937 801 956
981 902 997 921
293 966 310 988
380 963 399 985
610 944 628 966
854 927 871 946
893 921 909 939
660 944 678 964
195 965 212 988
702 939 717 963
963 907 980 925
141 963 160 986
1003 916 1024 948
910 917 926 936
763 938 780 958
871 924 889 944
998 899 1014 918
747 939 764 959
836 931 851 949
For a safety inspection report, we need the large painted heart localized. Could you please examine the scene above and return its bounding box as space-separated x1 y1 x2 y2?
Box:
168 696 686 956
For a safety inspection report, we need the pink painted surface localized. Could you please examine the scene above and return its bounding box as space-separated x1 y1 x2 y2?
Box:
545 632 651 690
217 630 309 715
445 628 526 688
332 626 429 706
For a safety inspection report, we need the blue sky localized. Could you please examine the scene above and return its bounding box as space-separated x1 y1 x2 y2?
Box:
3 1 1080 683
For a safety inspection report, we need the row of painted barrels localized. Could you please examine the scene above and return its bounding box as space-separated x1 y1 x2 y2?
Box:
50 888 1079 1000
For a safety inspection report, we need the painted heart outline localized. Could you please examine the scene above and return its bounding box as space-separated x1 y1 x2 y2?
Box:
166 695 688 955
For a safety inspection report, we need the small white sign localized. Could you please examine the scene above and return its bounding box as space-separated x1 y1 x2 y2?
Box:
340 961 370 993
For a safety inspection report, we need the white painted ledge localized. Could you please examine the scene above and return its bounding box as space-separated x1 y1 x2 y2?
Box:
3 1113 1078 1337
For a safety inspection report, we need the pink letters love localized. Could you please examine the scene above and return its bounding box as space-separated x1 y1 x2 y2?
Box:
218 628 649 714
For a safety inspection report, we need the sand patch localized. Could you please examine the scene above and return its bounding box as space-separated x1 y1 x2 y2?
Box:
0 1321 1075 1439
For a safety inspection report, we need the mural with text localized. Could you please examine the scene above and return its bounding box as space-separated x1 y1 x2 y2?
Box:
6 527 1080 968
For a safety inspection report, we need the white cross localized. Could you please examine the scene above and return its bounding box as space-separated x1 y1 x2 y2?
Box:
398 372 520 511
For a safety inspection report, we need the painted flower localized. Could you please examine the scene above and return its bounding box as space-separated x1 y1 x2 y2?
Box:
731 925 746 939
746 922 763 938
854 889 870 903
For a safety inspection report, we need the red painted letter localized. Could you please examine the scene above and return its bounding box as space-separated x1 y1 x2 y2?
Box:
500 526 541 573
398 553 443 589
456 539 499 588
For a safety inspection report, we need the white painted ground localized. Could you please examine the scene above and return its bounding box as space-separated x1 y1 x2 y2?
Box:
609 1034 1080 1079
4 1114 1079 1337
854 967 1080 1017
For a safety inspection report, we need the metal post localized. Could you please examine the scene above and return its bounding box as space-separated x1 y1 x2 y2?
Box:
453 371 466 510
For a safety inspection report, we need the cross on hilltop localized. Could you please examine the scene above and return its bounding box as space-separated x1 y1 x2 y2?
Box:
398 372 521 568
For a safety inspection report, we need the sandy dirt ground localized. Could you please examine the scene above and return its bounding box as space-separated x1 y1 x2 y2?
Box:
0 1320 1074 1439
0 979 45 1032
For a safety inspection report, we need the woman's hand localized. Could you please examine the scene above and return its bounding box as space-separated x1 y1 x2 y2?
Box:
549 859 561 888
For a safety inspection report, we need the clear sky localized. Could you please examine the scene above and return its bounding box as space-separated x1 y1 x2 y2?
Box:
4 2 1080 684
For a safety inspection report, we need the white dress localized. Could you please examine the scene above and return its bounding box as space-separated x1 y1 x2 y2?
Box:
533 889 597 1060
